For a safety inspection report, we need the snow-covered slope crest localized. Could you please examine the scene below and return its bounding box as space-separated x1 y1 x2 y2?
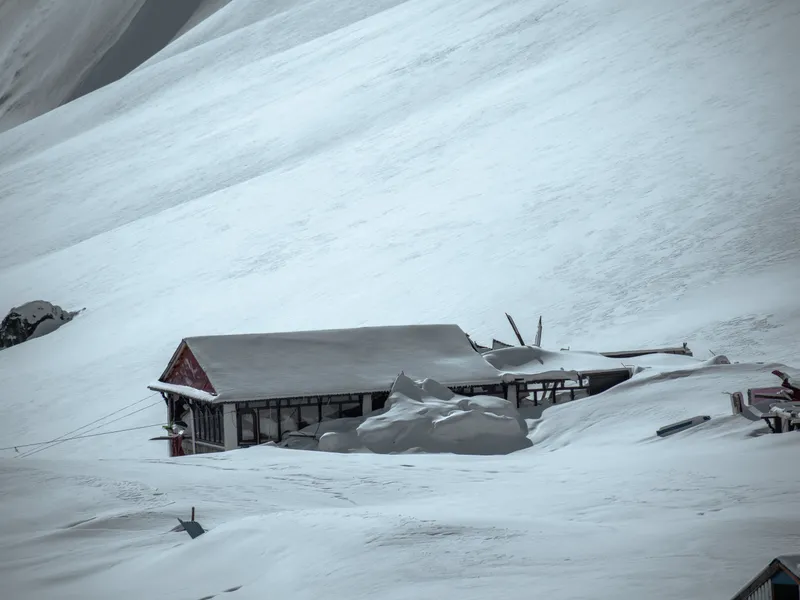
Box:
0 0 233 133
315 374 532 455
0 0 139 132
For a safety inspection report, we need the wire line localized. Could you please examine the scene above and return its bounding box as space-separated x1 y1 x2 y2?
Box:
8 424 165 454
5 392 162 457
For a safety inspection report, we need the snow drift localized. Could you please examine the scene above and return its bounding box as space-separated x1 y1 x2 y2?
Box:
283 374 532 455
356 375 530 455
280 375 531 455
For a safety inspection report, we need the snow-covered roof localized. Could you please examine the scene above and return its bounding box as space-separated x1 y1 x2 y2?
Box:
482 346 633 378
165 324 505 403
147 381 218 403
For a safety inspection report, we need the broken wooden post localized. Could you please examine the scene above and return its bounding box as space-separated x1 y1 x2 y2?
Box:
505 312 526 346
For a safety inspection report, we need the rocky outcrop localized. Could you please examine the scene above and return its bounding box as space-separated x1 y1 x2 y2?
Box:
0 301 81 349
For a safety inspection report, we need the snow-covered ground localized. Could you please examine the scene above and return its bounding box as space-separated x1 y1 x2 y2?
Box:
1 0 799 598
3 361 799 600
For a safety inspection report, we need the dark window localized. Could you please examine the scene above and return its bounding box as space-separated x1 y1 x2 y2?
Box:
340 402 362 418
298 405 319 429
372 392 389 411
257 407 279 442
238 409 256 444
282 407 299 438
322 401 340 421
193 406 201 439
200 406 208 441
773 583 799 600
211 406 222 444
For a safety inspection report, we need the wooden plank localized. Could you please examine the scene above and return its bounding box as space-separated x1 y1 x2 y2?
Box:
599 344 692 359
505 313 526 346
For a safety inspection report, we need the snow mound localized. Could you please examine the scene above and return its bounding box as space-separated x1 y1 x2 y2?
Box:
354 374 531 455
281 375 531 455
483 345 581 380
281 416 367 453
528 361 786 450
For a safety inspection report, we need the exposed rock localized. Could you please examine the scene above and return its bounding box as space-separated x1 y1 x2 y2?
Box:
0 301 81 349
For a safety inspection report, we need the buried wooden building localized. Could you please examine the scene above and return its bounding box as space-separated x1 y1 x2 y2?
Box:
149 324 636 456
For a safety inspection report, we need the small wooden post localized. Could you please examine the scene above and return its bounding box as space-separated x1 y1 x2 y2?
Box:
191 506 195 521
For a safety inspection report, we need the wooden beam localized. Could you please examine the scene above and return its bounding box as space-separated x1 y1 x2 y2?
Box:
505 313 526 346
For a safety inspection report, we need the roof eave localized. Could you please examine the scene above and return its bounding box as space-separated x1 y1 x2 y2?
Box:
775 557 800 585
148 381 219 404
213 377 506 404
158 339 189 382
730 560 786 600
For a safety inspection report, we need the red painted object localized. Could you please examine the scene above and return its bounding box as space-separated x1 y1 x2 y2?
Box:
772 370 800 401
170 434 185 457
748 387 791 405
163 344 216 395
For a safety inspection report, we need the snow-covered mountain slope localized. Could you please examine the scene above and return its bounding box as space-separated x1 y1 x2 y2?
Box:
1 0 798 458
0 1 799 596
0 0 232 132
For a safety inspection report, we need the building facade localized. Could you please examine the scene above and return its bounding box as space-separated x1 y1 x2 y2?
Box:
149 324 635 456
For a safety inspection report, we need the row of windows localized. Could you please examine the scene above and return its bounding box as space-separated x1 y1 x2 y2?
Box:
451 384 505 396
238 401 363 444
235 394 366 410
193 404 224 446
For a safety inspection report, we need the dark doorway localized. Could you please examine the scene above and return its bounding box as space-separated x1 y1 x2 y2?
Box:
773 583 800 600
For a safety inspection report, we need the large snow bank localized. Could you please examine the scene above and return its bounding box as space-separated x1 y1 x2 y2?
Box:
359 375 530 455
283 375 531 455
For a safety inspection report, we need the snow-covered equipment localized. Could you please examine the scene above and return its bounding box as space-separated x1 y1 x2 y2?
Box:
656 415 711 438
772 369 800 401
737 370 800 433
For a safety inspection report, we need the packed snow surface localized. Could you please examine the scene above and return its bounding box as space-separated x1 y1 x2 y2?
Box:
0 0 799 598
3 362 800 600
